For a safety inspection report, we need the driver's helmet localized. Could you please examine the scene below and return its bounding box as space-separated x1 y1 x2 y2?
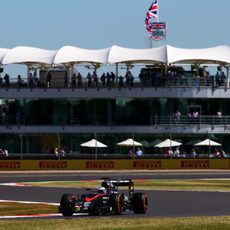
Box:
101 180 114 189
98 186 106 193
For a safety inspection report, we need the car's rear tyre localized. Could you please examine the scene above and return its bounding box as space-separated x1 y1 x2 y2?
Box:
110 193 123 215
133 193 148 214
59 193 76 216
89 199 101 216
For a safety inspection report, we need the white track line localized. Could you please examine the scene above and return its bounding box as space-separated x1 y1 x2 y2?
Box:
0 199 59 206
0 200 88 219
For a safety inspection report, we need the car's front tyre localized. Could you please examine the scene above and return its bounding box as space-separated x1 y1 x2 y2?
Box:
59 193 76 216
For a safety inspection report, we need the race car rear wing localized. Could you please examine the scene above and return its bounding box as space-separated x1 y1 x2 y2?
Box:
101 178 134 187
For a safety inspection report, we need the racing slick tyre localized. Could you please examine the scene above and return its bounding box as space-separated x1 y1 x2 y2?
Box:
89 199 102 216
133 193 148 214
110 193 123 215
59 193 76 216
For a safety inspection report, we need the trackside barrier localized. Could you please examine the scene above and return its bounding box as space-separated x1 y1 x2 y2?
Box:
0 159 229 170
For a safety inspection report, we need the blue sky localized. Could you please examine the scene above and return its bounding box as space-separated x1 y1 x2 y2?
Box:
1 0 230 76
1 0 230 49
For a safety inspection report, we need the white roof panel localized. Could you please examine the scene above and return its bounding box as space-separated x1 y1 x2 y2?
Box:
167 45 230 64
54 46 110 64
108 45 167 64
2 46 57 65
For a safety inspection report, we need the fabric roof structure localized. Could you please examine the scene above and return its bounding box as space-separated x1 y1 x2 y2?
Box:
0 44 230 66
108 45 167 64
2 46 57 65
0 48 10 64
167 45 230 65
54 46 110 65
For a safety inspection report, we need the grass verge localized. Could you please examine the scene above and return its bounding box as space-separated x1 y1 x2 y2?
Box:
0 216 229 230
0 202 57 216
22 179 230 192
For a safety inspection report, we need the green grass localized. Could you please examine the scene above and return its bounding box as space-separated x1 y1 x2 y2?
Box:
23 179 230 192
0 202 57 216
0 216 229 230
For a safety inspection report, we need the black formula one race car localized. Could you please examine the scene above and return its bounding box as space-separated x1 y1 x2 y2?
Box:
59 178 148 216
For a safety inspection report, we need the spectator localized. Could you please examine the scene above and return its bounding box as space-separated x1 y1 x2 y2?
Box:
92 71 98 87
46 72 52 87
4 73 10 88
214 148 221 158
100 73 106 87
128 149 135 159
165 148 173 158
0 149 8 157
174 147 180 158
118 76 124 87
71 73 76 88
17 75 23 87
54 147 59 157
217 111 222 118
175 110 181 124
64 72 68 87
106 72 111 87
136 148 143 157
28 73 34 88
191 149 197 158
60 148 66 157
193 72 200 87
87 72 92 87
77 73 82 87
110 72 116 85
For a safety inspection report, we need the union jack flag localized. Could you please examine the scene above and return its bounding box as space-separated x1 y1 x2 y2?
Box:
150 22 166 30
146 0 158 19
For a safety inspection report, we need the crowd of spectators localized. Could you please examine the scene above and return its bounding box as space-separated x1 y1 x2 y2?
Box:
0 66 228 89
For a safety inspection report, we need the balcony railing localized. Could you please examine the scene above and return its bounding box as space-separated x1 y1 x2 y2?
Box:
0 75 228 90
0 115 229 128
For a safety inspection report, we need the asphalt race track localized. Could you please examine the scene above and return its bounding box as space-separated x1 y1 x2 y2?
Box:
0 170 229 218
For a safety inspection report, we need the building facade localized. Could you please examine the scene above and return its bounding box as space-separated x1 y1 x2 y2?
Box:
0 45 230 158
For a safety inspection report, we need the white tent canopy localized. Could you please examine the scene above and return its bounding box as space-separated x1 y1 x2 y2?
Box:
155 139 182 148
80 139 107 148
167 45 230 65
54 46 110 65
117 138 143 147
2 46 57 65
0 44 230 66
194 139 221 146
108 45 167 64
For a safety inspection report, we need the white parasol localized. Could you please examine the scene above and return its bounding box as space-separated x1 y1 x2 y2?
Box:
117 138 143 147
155 139 182 148
80 139 107 148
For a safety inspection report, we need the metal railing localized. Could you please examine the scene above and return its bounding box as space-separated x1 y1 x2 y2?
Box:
0 114 229 128
0 75 228 90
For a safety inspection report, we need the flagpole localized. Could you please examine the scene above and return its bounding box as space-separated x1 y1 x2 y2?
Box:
157 0 160 46
157 0 160 23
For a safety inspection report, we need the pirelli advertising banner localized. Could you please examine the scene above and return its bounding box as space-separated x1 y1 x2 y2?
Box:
0 159 229 171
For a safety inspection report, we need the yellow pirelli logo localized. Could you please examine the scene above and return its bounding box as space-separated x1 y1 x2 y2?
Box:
86 161 114 169
0 161 20 169
181 160 210 169
133 160 162 169
39 161 67 169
